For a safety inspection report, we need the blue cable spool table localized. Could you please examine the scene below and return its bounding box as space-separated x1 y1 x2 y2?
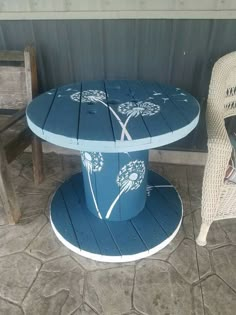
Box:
27 80 200 262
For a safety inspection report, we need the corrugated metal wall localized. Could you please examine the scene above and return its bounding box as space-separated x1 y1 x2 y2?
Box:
1 19 235 152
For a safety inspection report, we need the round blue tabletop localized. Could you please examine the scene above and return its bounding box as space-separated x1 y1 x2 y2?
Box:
26 80 200 153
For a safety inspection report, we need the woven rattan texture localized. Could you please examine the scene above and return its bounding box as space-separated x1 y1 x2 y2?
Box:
197 52 236 245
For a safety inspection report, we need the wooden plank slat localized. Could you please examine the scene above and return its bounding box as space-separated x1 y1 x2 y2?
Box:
124 80 172 145
139 81 189 132
0 66 27 109
60 179 101 254
94 153 120 221
71 174 121 256
131 208 167 249
106 219 147 255
161 84 200 122
78 80 115 148
146 193 180 236
80 155 99 218
105 80 151 147
43 83 81 144
146 173 181 236
0 51 24 62
26 88 57 137
148 170 182 216
50 189 79 248
118 150 148 221
24 46 38 100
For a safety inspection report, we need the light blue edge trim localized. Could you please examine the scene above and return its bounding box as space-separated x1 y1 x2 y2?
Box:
27 110 200 153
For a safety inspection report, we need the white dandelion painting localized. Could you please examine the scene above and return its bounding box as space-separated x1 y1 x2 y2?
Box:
118 101 160 141
81 151 103 219
105 160 145 219
71 90 132 140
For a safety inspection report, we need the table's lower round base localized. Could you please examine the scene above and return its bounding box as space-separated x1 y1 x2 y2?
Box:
50 170 183 262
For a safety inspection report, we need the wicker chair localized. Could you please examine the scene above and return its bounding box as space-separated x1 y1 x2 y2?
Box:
196 52 236 246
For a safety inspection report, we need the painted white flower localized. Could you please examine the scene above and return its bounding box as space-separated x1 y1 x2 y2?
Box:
81 151 103 219
71 89 132 140
117 160 145 191
118 101 160 117
81 151 103 173
71 90 106 103
118 101 160 140
105 160 145 219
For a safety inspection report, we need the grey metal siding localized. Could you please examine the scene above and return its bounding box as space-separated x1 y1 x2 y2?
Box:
0 19 235 151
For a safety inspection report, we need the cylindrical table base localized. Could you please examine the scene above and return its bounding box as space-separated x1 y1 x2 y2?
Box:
80 150 148 221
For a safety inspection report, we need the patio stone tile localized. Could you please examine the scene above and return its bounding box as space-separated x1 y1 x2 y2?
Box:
134 260 198 315
13 175 30 194
182 213 195 240
219 219 236 244
0 298 23 315
72 303 98 315
149 226 185 260
21 153 63 181
121 312 143 315
61 154 81 176
84 266 134 315
0 204 8 226
0 253 41 304
201 275 236 315
16 191 48 218
8 161 22 179
212 245 236 291
71 253 135 271
22 256 85 315
26 223 70 261
196 245 212 279
187 165 203 213
192 285 205 315
168 239 199 284
0 214 47 257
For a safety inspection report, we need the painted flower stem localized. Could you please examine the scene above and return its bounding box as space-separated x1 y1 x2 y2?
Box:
120 114 133 141
105 185 127 219
91 97 132 141
87 171 102 219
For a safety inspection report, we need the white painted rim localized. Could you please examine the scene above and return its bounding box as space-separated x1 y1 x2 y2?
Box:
49 176 183 263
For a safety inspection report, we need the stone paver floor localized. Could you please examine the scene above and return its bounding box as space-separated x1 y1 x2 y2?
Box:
0 153 236 315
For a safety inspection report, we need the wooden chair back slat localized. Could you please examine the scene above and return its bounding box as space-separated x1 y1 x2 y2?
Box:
0 50 24 62
0 66 27 109
0 46 37 110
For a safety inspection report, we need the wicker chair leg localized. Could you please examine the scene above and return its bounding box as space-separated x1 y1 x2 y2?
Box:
31 135 44 185
196 221 211 246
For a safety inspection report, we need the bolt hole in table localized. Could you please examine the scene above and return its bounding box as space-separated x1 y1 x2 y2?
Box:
27 80 200 262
